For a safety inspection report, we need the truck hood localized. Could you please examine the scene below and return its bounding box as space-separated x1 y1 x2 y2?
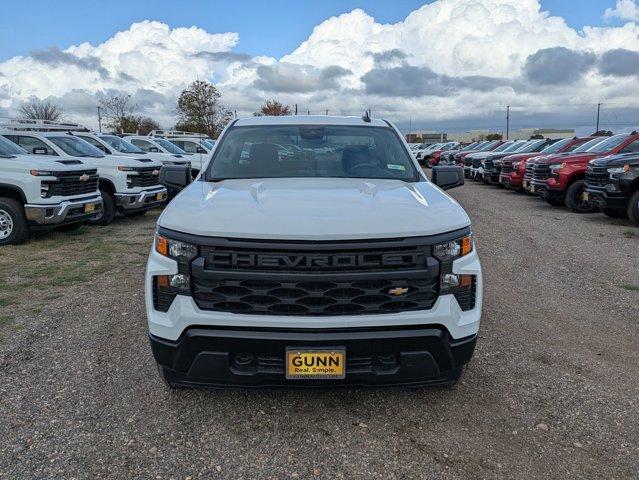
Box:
590 153 639 168
159 178 471 240
1 154 94 171
539 152 597 166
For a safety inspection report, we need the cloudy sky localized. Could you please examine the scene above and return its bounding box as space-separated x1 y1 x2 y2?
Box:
1 0 639 135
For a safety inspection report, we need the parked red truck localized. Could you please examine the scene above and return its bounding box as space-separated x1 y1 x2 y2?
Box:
529 132 639 212
500 137 594 191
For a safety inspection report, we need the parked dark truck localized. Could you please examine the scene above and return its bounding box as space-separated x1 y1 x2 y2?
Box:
438 141 484 165
530 133 639 212
584 153 639 224
482 138 557 185
500 137 594 191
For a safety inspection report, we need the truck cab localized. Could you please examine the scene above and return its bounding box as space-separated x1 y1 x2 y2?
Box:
150 130 215 176
0 135 102 245
530 133 639 212
122 135 197 172
1 123 167 226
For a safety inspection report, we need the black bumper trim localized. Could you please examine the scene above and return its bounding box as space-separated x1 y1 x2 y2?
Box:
150 326 476 388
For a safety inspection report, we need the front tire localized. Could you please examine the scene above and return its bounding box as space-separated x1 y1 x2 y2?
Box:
565 180 596 213
87 190 116 226
0 198 30 246
628 191 639 226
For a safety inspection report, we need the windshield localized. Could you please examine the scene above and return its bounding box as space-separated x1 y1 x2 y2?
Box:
540 138 571 154
203 139 216 149
492 142 517 152
478 141 498 151
516 140 547 153
461 142 478 151
207 125 419 181
154 138 187 154
100 135 146 154
585 134 629 153
0 136 27 156
48 136 104 157
572 137 606 153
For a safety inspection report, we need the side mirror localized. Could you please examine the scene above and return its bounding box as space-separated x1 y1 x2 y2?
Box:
196 147 207 154
149 147 160 153
431 166 464 190
33 147 47 155
159 165 192 191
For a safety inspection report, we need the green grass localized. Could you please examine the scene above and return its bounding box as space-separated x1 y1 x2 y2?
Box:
623 230 637 238
619 284 639 292
0 298 10 307
0 315 11 325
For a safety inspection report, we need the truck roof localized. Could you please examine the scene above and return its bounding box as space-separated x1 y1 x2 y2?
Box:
233 115 389 128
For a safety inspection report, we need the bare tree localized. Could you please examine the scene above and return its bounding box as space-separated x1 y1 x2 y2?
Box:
18 99 64 121
175 80 232 138
254 99 292 116
99 95 136 133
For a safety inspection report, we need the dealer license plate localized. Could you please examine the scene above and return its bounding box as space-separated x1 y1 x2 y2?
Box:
523 180 529 189
582 192 589 201
530 185 536 193
286 348 345 379
157 192 167 201
84 203 96 213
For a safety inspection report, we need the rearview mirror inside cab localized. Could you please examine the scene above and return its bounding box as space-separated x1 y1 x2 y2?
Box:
431 166 465 190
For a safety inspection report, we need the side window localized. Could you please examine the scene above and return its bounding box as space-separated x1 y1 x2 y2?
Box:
17 136 58 155
620 139 639 154
130 139 153 152
180 141 199 154
79 136 110 154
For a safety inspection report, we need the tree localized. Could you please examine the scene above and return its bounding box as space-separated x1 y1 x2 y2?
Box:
486 133 502 141
100 95 135 133
19 99 64 121
121 115 160 135
592 130 613 136
175 80 232 138
529 134 545 139
254 99 292 117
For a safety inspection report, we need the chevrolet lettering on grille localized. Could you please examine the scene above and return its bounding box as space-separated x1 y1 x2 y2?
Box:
208 252 427 269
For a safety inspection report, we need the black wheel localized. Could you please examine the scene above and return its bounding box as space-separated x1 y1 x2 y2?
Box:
87 190 116 226
602 208 627 219
565 180 596 213
0 198 30 246
123 210 147 218
628 190 639 226
545 198 564 207
157 364 181 390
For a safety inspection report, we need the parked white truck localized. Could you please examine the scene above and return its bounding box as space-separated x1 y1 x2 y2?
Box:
1 121 167 226
0 136 102 245
151 130 215 175
146 115 482 389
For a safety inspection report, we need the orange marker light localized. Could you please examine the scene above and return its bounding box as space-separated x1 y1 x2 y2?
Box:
156 275 170 288
460 236 473 256
155 235 169 257
460 275 473 287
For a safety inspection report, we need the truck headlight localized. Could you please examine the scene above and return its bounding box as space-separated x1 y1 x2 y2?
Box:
434 234 476 311
153 233 198 311
607 165 629 175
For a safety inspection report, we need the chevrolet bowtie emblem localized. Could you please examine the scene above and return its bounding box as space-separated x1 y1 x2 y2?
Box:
152 170 160 176
79 174 90 182
388 287 409 296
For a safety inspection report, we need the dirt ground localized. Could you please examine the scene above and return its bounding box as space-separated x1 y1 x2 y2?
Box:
0 180 638 479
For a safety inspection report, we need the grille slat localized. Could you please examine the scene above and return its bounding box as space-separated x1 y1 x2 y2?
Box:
586 166 609 187
129 167 161 188
532 164 550 181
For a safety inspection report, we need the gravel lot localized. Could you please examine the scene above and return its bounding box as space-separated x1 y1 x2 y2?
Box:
1 180 638 479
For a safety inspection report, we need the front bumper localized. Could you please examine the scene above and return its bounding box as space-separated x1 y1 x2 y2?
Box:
584 185 629 210
24 195 103 226
529 180 563 200
114 187 167 211
500 173 522 189
151 326 476 388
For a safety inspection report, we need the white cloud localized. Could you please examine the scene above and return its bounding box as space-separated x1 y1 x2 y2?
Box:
1 1 639 132
604 0 639 21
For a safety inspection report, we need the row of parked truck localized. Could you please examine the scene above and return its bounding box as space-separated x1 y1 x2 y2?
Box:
428 134 639 225
0 119 215 245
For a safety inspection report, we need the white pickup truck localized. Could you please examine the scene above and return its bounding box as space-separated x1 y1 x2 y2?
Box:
146 115 482 389
1 125 167 226
0 136 102 245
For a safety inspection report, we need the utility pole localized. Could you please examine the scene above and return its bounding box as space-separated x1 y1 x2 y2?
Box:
294 104 298 115
506 105 510 140
325 109 329 115
596 103 602 133
97 106 102 133
234 110 237 119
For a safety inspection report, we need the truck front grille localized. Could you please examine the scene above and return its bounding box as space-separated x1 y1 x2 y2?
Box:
190 238 441 316
472 158 482 168
501 162 513 174
47 170 98 197
464 157 472 167
524 163 534 180
129 167 161 188
532 164 550 181
586 166 609 187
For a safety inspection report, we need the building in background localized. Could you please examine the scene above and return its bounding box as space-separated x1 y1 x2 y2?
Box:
508 128 575 140
405 132 447 144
